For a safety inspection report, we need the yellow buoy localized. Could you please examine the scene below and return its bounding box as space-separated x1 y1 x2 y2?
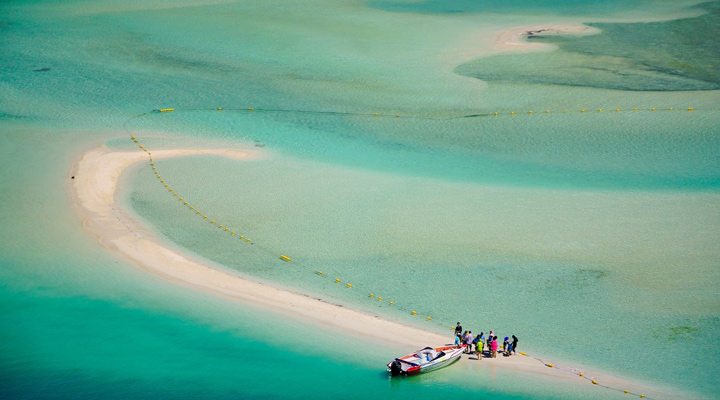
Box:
545 363 554 368
410 310 417 316
426 316 432 321
591 379 598 385
369 293 374 298
688 107 695 111
345 282 353 288
279 255 292 262
159 108 174 113
519 352 527 356
377 296 383 301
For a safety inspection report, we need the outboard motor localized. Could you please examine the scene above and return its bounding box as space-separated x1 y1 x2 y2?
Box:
389 360 403 376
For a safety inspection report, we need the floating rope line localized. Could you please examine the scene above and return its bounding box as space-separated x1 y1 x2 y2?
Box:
517 352 652 399
130 134 255 244
123 105 691 398
128 132 442 328
147 104 705 121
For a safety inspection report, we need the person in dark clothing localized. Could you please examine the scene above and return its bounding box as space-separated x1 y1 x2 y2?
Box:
454 322 463 342
511 335 519 355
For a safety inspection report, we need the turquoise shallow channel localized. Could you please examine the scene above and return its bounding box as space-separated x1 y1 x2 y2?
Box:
1 0 719 399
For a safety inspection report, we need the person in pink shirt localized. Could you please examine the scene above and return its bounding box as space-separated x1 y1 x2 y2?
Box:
490 336 499 358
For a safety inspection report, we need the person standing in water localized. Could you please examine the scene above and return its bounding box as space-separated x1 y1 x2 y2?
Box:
454 322 463 344
511 335 519 355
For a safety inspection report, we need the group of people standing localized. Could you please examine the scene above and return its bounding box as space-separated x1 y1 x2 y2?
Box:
454 322 518 359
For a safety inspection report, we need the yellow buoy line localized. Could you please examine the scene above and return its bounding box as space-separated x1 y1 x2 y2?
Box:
130 134 257 245
128 132 442 327
148 104 706 121
124 106 680 398
519 352 652 399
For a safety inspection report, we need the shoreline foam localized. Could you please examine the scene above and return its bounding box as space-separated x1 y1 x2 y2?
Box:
71 143 695 400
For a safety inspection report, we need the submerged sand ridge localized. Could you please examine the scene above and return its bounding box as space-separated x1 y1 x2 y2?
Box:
71 142 696 400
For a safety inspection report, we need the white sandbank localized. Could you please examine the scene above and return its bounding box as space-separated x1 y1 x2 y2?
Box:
494 23 601 53
71 144 693 399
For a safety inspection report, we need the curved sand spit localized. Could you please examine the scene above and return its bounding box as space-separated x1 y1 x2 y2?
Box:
71 144 694 399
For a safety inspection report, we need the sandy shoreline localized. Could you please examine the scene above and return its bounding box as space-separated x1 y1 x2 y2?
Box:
71 143 693 399
494 23 601 53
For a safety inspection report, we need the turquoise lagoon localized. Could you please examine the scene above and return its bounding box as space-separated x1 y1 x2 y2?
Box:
1 0 719 399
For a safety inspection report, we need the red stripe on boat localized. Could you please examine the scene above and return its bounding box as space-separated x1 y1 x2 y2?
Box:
406 366 421 375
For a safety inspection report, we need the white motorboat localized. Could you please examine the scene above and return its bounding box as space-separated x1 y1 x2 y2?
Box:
387 345 464 376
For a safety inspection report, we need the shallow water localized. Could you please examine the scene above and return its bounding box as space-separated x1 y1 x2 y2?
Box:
1 0 719 399
456 2 720 91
